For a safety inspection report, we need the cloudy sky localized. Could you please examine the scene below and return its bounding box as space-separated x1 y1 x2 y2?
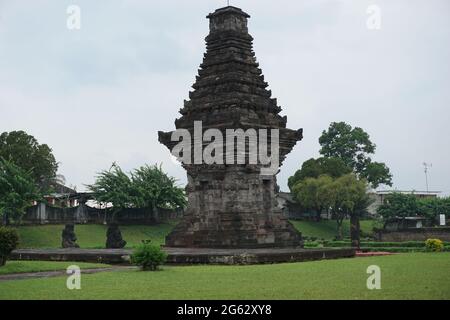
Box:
0 0 449 195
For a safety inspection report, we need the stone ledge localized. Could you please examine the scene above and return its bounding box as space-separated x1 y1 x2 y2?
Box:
11 247 355 265
164 247 355 265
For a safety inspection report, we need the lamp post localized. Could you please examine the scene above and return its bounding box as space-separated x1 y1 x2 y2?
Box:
423 162 432 193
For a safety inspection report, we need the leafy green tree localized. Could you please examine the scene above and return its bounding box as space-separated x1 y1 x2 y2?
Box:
0 131 58 191
331 174 371 245
292 175 335 221
291 173 371 243
0 158 40 225
288 157 352 190
88 163 186 223
87 164 133 222
88 164 133 247
417 197 450 226
360 161 392 188
130 165 187 222
319 122 375 167
377 193 450 227
319 122 393 188
377 193 418 221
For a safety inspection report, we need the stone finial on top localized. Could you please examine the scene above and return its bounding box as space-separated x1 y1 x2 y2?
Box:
207 6 251 34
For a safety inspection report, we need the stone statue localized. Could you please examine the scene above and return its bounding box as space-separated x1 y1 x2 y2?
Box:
61 224 80 248
106 223 127 249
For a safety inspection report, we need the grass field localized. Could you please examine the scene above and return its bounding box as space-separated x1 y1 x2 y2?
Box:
0 261 110 276
15 220 374 249
290 220 375 240
1 253 449 300
17 222 178 249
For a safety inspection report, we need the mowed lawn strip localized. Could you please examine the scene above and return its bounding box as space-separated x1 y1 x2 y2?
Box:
16 220 374 249
0 261 110 276
290 220 375 240
17 222 178 249
1 253 449 300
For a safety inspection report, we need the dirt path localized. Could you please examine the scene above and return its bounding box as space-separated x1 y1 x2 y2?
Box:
0 266 136 282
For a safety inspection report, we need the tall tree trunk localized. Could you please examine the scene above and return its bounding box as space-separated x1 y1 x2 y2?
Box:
336 218 344 240
350 214 361 249
2 212 9 226
111 209 118 224
315 207 321 222
152 203 159 224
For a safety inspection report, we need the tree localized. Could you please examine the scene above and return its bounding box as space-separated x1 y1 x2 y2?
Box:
331 174 372 246
88 163 187 223
88 164 133 248
319 122 393 188
417 197 450 226
87 164 133 222
292 175 335 221
377 193 450 227
130 165 187 222
0 131 58 191
291 172 371 244
288 157 352 190
0 158 40 225
360 161 393 188
376 193 418 221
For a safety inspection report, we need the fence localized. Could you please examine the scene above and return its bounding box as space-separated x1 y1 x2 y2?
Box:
19 203 182 225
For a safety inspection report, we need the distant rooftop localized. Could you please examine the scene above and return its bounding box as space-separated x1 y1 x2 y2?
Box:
375 190 441 195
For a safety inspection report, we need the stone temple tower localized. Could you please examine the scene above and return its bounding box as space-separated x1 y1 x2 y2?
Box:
159 6 303 248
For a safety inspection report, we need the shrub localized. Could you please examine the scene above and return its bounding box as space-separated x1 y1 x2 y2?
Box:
131 240 167 271
0 227 20 266
425 239 444 252
304 241 320 248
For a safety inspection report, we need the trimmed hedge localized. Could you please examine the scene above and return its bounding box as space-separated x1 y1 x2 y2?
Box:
320 241 450 248
360 247 450 253
360 247 425 253
303 240 450 253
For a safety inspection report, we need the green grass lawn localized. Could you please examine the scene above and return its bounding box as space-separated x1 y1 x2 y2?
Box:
17 222 178 249
16 220 372 249
0 253 449 300
0 261 110 276
290 220 375 240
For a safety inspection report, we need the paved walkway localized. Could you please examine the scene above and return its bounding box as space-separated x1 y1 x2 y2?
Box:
0 266 136 282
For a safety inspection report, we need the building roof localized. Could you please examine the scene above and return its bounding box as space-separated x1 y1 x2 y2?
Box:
277 192 295 203
47 182 77 198
376 190 441 196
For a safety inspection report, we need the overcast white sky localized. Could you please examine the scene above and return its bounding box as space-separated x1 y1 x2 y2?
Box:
0 0 449 195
